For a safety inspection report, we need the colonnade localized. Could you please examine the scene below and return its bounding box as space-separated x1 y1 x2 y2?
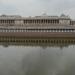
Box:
24 19 59 24
0 28 75 32
0 20 15 24
0 19 59 25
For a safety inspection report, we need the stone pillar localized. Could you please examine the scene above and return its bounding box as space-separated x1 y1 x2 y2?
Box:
54 20 55 24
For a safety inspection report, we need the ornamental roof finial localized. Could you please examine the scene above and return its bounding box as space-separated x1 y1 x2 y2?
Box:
42 12 47 16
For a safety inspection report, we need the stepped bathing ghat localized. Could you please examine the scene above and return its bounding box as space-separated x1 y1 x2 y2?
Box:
0 14 75 43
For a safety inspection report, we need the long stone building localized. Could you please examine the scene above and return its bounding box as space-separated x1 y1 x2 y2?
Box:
0 14 74 26
0 14 75 39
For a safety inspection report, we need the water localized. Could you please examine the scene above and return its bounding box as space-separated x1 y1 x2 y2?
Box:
0 43 75 75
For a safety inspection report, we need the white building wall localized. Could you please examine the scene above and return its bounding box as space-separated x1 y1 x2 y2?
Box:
15 20 24 26
59 19 70 25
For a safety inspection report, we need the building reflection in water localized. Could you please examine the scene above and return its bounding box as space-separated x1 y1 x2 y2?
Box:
0 38 75 48
0 39 75 75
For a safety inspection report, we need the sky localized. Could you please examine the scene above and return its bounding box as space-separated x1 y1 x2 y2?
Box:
0 0 75 19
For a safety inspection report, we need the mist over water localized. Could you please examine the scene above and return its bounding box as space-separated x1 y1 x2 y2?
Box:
0 45 75 75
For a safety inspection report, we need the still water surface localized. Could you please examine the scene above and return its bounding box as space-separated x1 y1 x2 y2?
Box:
0 43 75 75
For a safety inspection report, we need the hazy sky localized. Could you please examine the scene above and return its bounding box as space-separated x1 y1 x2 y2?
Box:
0 0 75 19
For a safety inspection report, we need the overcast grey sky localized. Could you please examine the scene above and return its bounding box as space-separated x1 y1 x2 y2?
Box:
0 0 75 19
